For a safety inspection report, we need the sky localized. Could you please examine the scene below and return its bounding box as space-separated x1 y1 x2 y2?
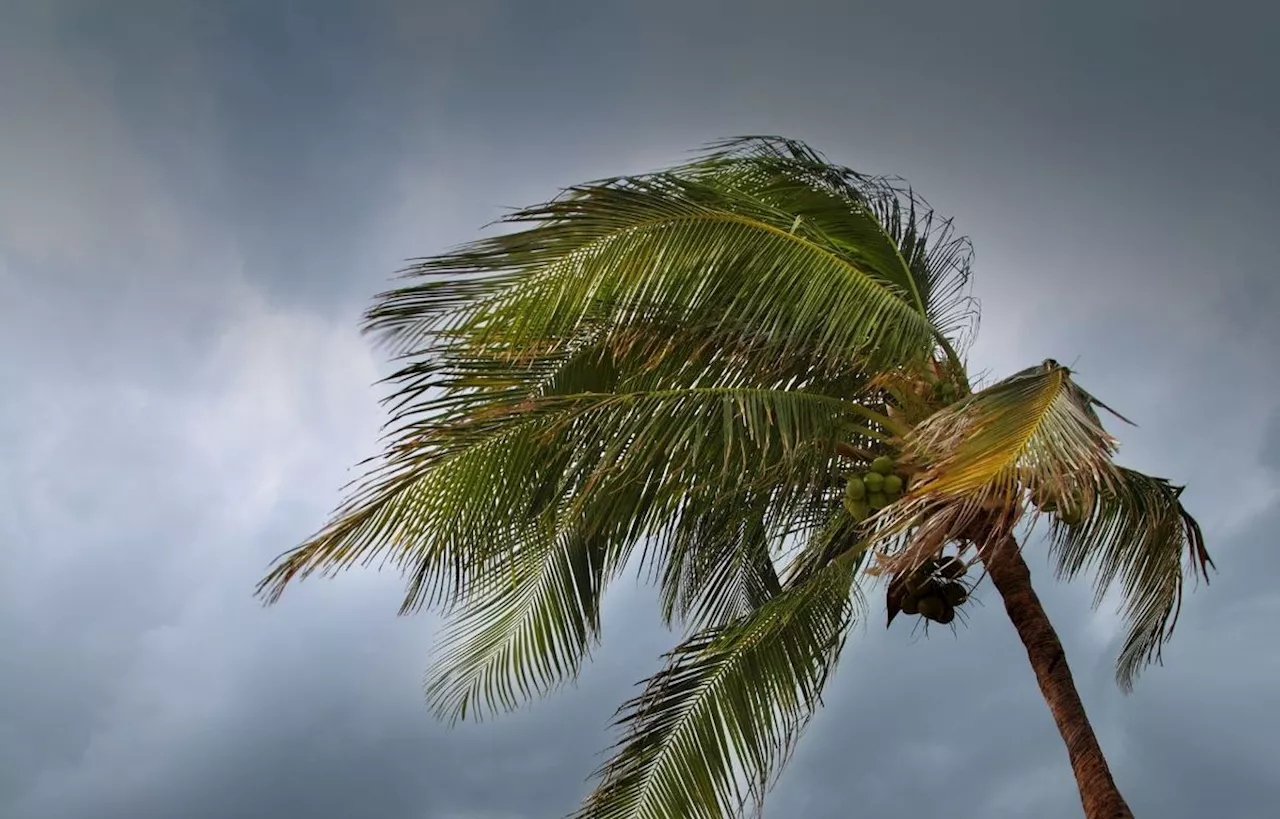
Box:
1 1 1277 817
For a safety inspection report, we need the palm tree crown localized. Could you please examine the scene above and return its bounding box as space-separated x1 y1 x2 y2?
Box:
258 136 1212 819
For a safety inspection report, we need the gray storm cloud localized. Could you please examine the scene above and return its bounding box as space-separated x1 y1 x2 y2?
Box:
2 1 1276 818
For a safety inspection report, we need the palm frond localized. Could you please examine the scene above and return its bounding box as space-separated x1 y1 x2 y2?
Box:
1046 467 1213 691
862 360 1213 688
693 136 979 354
573 551 863 819
656 486 782 633
867 361 1118 568
424 521 625 723
363 141 959 375
913 360 1118 497
256 385 881 619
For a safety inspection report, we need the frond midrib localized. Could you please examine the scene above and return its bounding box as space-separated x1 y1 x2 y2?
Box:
517 387 900 439
447 206 936 345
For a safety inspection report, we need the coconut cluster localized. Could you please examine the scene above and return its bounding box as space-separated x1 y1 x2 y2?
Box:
924 371 959 405
899 554 970 625
1030 485 1089 527
842 455 910 522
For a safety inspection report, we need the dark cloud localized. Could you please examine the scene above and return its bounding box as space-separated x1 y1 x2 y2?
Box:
1113 498 1280 818
1261 408 1280 472
2 0 1277 817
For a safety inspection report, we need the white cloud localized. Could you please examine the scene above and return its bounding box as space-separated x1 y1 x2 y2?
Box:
1 271 397 816
181 283 384 528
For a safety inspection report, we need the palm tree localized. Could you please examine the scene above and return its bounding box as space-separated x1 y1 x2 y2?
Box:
257 137 1213 819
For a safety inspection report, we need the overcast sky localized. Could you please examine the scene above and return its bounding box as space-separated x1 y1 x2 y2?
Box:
2 1 1278 817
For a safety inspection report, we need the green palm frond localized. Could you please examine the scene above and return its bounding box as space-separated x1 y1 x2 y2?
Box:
694 136 978 352
256 384 885 720
363 138 967 376
656 487 783 633
574 550 864 819
781 504 878 587
424 521 623 723
1046 467 1212 691
261 372 892 583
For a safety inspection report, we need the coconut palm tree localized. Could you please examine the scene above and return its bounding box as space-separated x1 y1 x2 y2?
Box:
257 136 1212 819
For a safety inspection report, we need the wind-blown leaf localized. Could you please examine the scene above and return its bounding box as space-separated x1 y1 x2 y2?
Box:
425 521 625 723
256 382 887 728
1047 467 1213 691
869 361 1120 562
364 142 960 375
573 552 863 819
656 487 783 633
911 361 1118 497
257 384 886 608
864 361 1213 688
694 136 978 351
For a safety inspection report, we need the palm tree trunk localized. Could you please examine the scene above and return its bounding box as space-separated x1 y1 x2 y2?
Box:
983 534 1134 818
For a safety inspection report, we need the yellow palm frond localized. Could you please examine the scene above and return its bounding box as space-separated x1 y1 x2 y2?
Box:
864 360 1212 688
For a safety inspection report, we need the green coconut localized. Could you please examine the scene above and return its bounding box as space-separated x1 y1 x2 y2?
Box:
867 492 889 510
882 474 904 495
916 596 947 622
845 476 867 501
843 497 869 521
863 472 884 492
871 456 895 476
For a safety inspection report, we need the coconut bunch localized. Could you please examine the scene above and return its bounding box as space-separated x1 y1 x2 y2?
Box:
885 552 973 626
1028 481 1090 527
842 454 913 522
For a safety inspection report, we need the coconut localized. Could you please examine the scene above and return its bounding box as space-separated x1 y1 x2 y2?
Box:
845 476 867 501
943 582 969 606
871 456 895 476
863 472 884 492
934 600 957 624
907 573 942 597
916 596 947 621
1057 506 1085 526
882 474 903 495
901 594 920 615
937 555 966 579
867 492 889 510
1031 488 1058 513
843 497 869 520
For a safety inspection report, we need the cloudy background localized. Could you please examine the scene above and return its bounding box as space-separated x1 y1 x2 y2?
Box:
2 1 1277 817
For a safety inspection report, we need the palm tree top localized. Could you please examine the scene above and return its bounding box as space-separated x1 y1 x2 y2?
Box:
257 136 1212 819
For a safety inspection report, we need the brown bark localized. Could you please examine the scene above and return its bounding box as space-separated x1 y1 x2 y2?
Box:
983 534 1134 819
